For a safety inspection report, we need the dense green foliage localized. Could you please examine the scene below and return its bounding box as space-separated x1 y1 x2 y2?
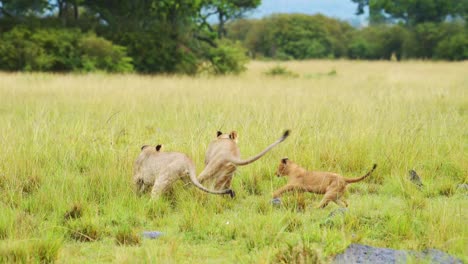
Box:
226 14 468 61
0 27 133 72
351 0 467 25
0 0 258 74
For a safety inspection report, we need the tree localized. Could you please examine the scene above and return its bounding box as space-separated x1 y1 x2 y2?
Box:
226 14 354 60
199 0 260 39
351 0 468 26
351 0 387 24
0 0 49 17
0 0 251 74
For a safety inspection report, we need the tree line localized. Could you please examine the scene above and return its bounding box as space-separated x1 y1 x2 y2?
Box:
0 0 466 74
226 14 467 61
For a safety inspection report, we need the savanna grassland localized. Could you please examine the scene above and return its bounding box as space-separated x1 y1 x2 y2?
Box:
0 61 467 263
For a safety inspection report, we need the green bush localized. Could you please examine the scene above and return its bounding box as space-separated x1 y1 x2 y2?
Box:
115 226 141 246
0 27 45 71
30 28 81 71
348 37 379 59
347 25 413 60
107 31 181 74
0 237 62 263
434 33 468 61
0 27 133 72
79 34 133 73
264 65 299 78
206 40 248 75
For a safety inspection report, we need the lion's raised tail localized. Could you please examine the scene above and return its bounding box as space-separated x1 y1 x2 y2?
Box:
227 130 290 166
187 167 235 198
344 164 377 184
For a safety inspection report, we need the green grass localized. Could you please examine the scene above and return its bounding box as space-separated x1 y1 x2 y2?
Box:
0 60 467 263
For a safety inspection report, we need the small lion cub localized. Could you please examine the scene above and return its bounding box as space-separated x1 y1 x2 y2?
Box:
273 158 377 208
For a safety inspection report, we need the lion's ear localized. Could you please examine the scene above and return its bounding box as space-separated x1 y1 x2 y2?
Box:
217 131 223 137
156 145 163 152
141 145 150 151
281 157 289 164
229 131 238 140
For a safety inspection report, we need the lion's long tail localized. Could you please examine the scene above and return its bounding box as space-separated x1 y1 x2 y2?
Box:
187 166 235 198
227 130 290 166
344 164 377 184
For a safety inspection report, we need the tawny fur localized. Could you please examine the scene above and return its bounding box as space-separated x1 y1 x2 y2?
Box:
198 130 290 190
133 144 233 199
274 158 377 208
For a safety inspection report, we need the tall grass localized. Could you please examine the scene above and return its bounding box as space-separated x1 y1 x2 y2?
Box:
0 60 466 263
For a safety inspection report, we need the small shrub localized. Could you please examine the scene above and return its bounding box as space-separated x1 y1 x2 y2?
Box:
327 69 337 76
21 175 41 195
0 26 134 73
282 215 303 232
281 193 307 212
34 237 63 263
404 194 427 211
0 242 29 263
78 34 134 73
146 200 171 220
243 174 262 196
67 219 102 242
63 204 83 221
206 40 248 75
0 209 14 240
436 183 456 197
434 33 468 61
0 237 62 263
115 226 141 246
264 65 299 78
256 199 271 214
273 242 320 264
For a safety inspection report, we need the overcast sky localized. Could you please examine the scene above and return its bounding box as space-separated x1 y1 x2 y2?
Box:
247 0 366 24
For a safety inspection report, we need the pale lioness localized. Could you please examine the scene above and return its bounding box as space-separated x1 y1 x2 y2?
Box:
133 144 233 199
198 130 290 190
273 158 377 208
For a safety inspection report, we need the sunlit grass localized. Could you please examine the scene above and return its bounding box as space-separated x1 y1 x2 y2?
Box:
0 60 467 263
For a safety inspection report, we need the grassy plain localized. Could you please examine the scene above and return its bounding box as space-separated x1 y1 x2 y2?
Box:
0 60 467 263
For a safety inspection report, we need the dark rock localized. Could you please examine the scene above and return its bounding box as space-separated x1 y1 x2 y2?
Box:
333 244 462 264
142 231 163 239
271 197 282 205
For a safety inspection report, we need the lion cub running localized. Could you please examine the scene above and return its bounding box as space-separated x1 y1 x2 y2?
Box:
133 144 233 199
273 158 377 208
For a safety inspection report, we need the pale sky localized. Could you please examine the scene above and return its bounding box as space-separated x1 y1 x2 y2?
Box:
247 0 366 25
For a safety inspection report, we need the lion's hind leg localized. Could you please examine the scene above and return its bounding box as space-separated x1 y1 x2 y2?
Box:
214 173 233 190
151 173 178 200
317 190 340 209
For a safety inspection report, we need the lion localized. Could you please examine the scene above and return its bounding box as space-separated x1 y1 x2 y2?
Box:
198 130 290 190
133 144 233 199
273 158 377 208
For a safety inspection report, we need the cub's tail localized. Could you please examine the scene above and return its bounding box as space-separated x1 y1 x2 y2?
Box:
344 164 377 184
